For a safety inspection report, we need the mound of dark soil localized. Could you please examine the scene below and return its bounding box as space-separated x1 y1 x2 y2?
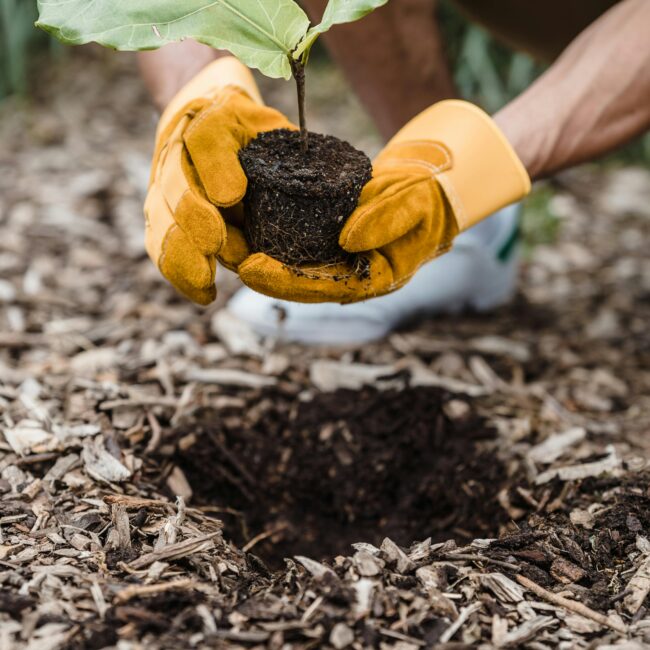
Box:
239 129 372 266
164 386 513 565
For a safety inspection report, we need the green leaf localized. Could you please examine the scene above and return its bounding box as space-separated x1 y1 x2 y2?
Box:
36 0 310 79
294 0 389 61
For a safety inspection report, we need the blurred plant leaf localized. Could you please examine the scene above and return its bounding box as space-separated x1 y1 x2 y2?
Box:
507 53 537 95
459 28 505 113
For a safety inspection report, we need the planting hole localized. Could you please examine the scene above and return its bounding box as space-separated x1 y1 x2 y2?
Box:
156 387 513 567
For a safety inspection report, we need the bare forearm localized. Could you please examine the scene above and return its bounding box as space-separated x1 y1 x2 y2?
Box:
494 0 650 180
138 41 228 112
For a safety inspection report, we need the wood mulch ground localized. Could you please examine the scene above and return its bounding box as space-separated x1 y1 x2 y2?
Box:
1 50 649 649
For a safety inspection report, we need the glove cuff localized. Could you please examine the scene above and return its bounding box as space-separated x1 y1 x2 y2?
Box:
158 56 263 135
387 100 531 231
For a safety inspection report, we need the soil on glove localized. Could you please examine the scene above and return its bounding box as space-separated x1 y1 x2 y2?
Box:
165 386 512 566
239 128 372 267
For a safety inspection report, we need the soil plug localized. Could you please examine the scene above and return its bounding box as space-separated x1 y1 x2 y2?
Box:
239 129 372 266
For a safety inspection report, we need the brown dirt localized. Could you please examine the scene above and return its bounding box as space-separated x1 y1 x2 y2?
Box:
159 386 512 566
239 128 372 266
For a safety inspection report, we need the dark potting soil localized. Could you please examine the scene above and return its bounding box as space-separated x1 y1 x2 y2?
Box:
239 129 372 266
164 386 513 566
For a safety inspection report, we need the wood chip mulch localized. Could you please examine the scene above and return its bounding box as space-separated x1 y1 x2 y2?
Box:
1 51 649 649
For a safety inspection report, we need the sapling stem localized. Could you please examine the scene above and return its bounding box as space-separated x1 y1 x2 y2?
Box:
290 58 308 153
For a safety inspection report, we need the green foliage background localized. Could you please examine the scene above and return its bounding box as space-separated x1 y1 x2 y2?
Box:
437 0 543 114
0 0 60 97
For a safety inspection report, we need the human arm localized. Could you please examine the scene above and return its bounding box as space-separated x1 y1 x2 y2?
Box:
494 0 650 179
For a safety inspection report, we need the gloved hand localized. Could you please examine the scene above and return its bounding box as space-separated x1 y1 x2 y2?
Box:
144 56 294 304
239 100 532 303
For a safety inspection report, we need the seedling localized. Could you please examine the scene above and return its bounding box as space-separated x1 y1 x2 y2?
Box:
37 0 387 148
37 0 388 267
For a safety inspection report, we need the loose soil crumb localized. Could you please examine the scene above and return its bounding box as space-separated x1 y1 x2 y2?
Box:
239 128 372 266
163 386 513 565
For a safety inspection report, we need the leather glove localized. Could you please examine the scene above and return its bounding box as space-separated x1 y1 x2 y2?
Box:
144 56 293 304
239 100 532 303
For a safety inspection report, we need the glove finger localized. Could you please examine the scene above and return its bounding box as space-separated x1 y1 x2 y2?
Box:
144 183 175 268
145 189 217 306
159 226 217 305
168 275 217 306
184 89 293 208
151 114 227 256
237 252 395 304
340 170 438 252
174 149 227 255
378 220 455 285
218 221 251 271
173 190 226 257
150 97 209 186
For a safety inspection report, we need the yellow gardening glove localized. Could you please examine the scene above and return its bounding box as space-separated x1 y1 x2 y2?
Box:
239 100 531 303
144 57 294 304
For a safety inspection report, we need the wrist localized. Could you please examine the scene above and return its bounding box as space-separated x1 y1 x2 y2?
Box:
493 104 544 181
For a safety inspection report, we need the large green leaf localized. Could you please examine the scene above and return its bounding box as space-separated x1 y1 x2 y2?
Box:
294 0 389 61
36 0 310 79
